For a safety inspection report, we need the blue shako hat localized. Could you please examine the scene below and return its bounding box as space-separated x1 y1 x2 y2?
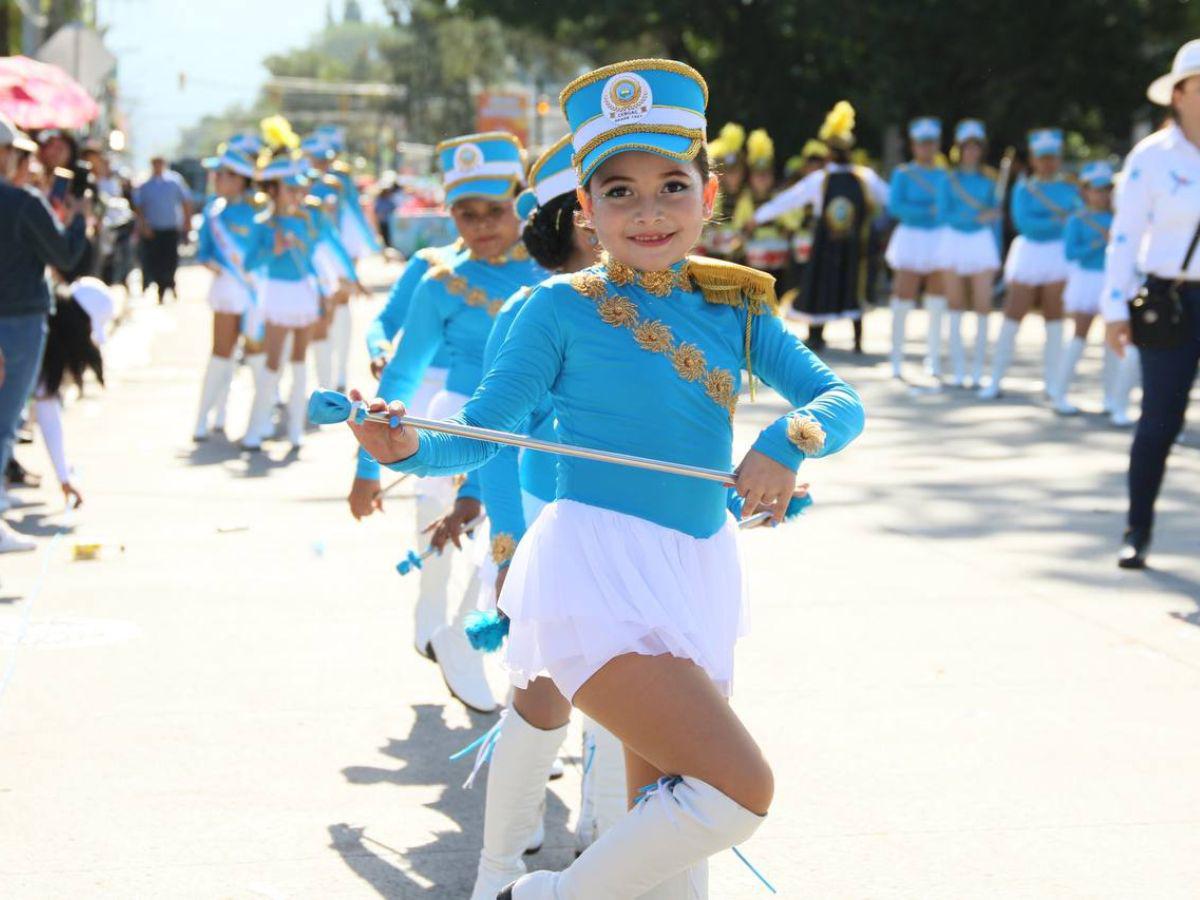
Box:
1029 128 1064 158
954 119 986 144
908 117 941 142
515 134 578 220
259 155 308 187
202 147 257 178
1079 160 1114 187
560 58 709 185
435 131 525 206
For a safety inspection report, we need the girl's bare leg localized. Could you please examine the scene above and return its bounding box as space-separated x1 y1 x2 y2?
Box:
943 271 967 385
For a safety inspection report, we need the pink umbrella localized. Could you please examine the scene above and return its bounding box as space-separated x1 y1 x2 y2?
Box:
0 55 99 130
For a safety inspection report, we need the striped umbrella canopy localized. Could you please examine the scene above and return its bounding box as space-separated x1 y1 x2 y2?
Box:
0 55 99 130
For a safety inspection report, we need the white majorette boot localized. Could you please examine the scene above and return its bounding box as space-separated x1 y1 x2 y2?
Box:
286 361 308 446
637 863 709 899
500 776 763 899
468 708 569 900
1109 345 1140 426
978 317 1019 399
971 311 991 388
946 310 966 387
332 303 352 392
575 717 629 854
1042 319 1065 401
211 353 236 433
412 491 452 659
1052 336 1087 415
889 297 914 379
430 562 498 714
242 364 280 450
312 337 334 390
194 355 234 440
924 295 948 378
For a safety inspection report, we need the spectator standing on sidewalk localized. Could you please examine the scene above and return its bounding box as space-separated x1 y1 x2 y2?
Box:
0 114 88 543
134 156 192 303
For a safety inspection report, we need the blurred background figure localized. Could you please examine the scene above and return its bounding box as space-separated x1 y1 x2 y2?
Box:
134 155 192 303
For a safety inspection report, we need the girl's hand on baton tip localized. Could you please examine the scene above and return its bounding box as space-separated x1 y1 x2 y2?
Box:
423 497 483 552
345 389 420 465
734 449 798 526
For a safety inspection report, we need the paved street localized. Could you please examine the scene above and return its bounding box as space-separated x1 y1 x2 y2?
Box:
1 260 1198 899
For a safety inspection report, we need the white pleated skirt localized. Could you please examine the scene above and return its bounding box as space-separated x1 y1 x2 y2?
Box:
499 500 747 701
886 225 944 274
340 208 372 259
1064 266 1104 315
312 244 346 297
418 387 466 507
261 277 321 328
939 228 1001 275
1004 237 1068 286
207 270 253 315
475 491 549 613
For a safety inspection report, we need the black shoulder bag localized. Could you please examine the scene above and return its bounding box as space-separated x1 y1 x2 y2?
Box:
1128 219 1200 350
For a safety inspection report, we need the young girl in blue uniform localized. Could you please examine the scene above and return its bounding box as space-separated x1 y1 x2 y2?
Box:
981 128 1081 400
348 59 865 897
1052 162 1123 416
350 131 545 714
886 118 948 381
936 120 1002 388
193 145 259 441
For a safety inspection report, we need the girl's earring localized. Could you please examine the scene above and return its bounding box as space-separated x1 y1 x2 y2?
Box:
588 232 600 247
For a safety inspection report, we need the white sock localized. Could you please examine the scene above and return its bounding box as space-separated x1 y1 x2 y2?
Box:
1043 320 1065 398
312 339 334 390
972 312 991 385
1056 336 1087 406
947 309 966 384
1102 344 1120 412
211 355 236 430
987 317 1020 392
332 304 352 391
889 298 915 378
287 362 308 445
194 356 226 438
924 295 948 376
1111 346 1141 420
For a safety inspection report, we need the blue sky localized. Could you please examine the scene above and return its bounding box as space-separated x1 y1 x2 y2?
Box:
101 0 388 164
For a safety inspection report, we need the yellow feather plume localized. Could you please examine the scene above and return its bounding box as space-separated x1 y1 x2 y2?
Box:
746 128 774 168
819 101 856 144
260 115 300 153
802 139 829 159
718 122 746 154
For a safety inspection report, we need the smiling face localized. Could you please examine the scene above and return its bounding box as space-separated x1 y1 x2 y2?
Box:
451 196 521 259
580 151 718 271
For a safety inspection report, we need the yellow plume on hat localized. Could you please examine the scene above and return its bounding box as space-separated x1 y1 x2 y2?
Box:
718 122 746 154
819 101 856 146
746 128 774 168
260 115 300 153
802 139 829 159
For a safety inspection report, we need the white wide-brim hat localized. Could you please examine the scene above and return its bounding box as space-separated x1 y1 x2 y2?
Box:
1148 39 1200 105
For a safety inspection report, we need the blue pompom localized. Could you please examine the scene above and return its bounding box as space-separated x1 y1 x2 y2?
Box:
464 609 510 652
783 493 813 521
307 389 353 425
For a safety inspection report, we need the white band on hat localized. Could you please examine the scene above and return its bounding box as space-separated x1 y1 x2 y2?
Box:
533 168 579 207
444 160 525 187
571 107 706 155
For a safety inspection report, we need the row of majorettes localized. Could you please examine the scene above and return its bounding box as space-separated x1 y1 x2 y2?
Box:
344 60 864 897
192 118 379 449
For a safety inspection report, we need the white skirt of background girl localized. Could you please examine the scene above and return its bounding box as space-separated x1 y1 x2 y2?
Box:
1004 237 1069 286
207 270 254 315
499 499 748 701
885 224 945 274
261 277 321 328
938 228 1001 276
312 244 347 297
1063 265 1104 315
475 490 549 613
339 208 372 259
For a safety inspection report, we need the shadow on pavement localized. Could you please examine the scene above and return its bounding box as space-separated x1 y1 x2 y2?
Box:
332 702 573 896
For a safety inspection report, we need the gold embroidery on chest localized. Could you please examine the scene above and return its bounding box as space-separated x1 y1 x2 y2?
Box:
601 253 693 296
428 266 506 316
671 343 706 381
597 294 638 327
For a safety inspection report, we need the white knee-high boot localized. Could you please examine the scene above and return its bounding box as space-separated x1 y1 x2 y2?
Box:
971 311 991 387
469 708 569 900
504 777 763 899
576 718 629 853
979 317 1019 399
1110 346 1141 426
1102 344 1120 413
212 354 236 432
889 298 914 379
431 560 498 714
947 310 966 386
194 356 234 440
413 491 451 658
1053 336 1087 414
312 338 334 390
924 295 948 378
243 364 280 449
637 863 709 899
286 361 308 446
1042 320 1065 400
332 303 352 391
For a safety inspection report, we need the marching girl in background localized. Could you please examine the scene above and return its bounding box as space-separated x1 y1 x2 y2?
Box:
732 129 792 289
241 155 323 450
348 59 864 897
886 118 948 381
348 131 544 714
779 139 829 318
936 119 1002 388
193 145 260 441
700 122 747 260
1052 161 1128 417
753 100 889 352
980 128 1080 400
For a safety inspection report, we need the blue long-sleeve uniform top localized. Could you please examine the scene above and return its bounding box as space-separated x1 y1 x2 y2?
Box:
364 241 464 368
195 195 258 283
378 260 865 539
1011 177 1081 243
936 170 997 233
355 246 547 480
888 164 946 229
1063 209 1112 271
242 213 321 281
475 286 560 559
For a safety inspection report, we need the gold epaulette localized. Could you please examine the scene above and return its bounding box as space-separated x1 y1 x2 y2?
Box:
332 160 351 174
685 255 778 315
